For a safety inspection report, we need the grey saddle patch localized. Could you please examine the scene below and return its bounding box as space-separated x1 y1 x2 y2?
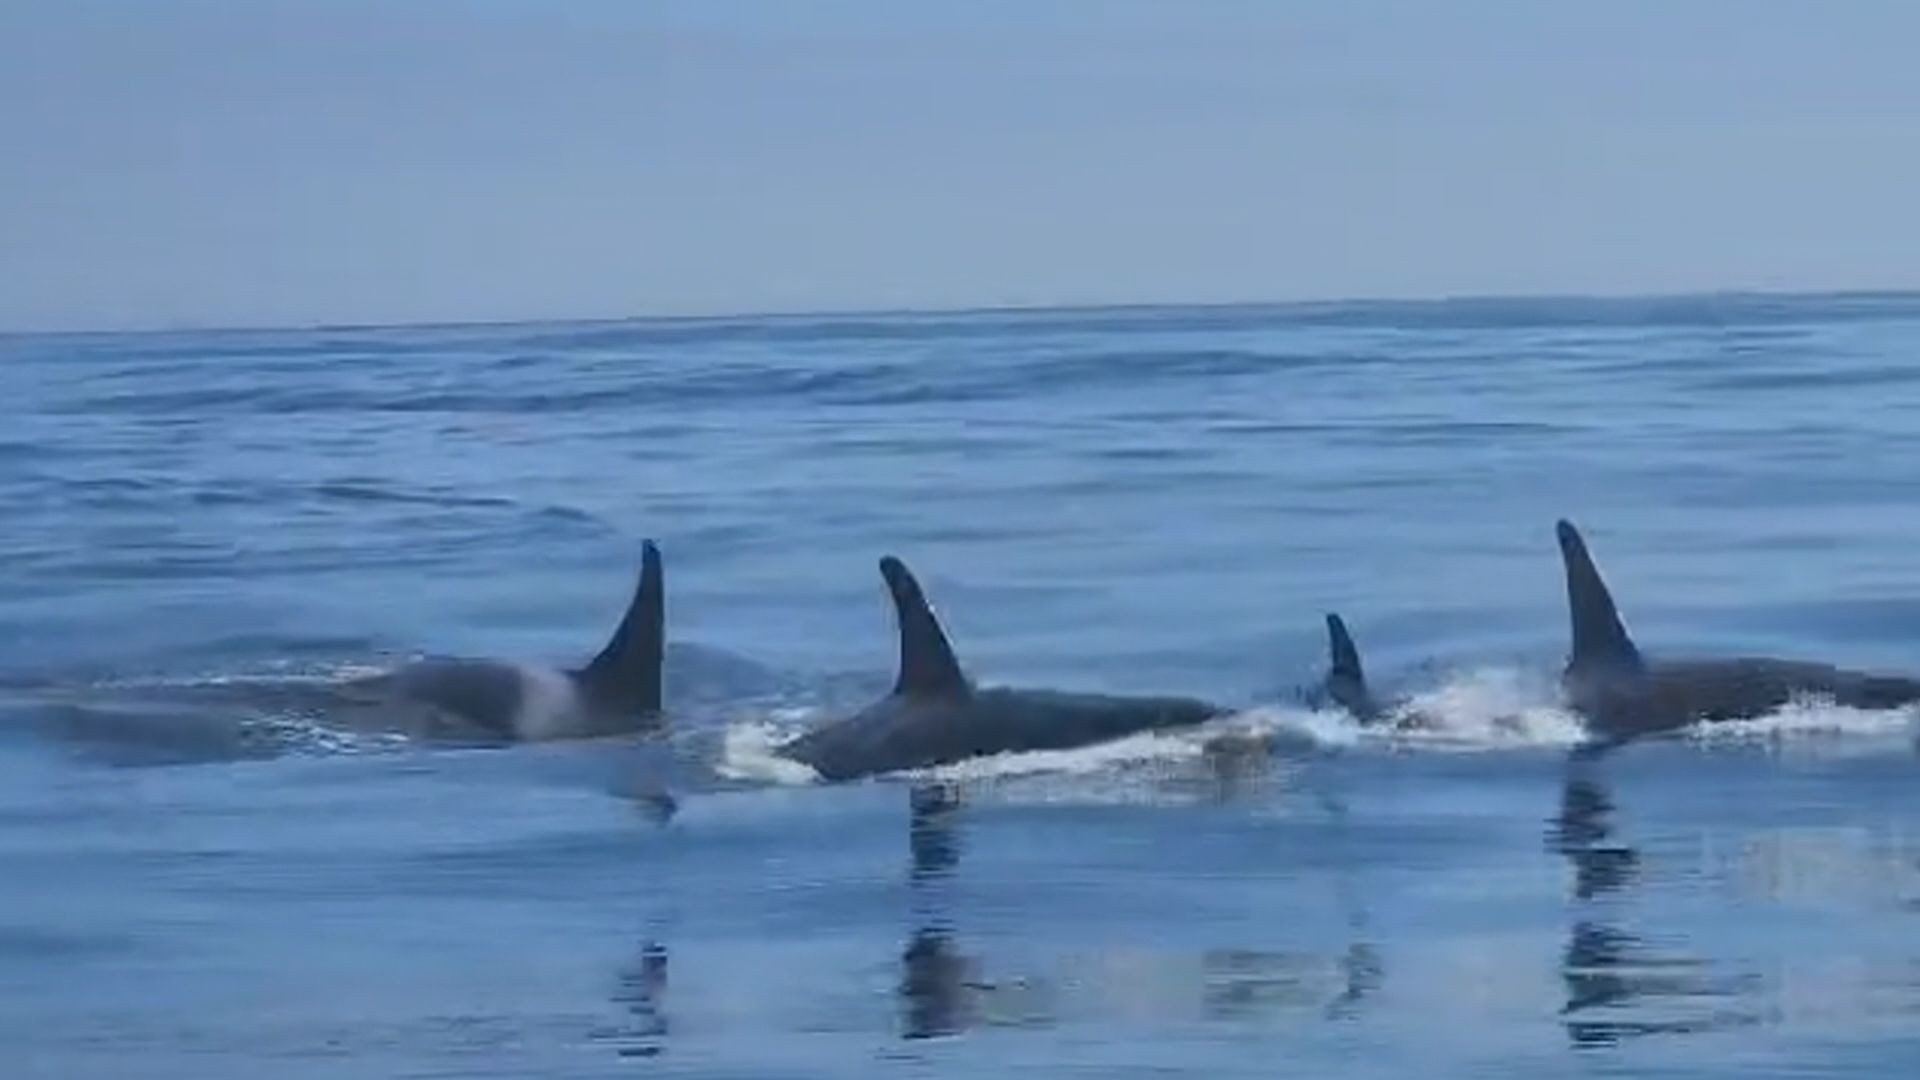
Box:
343 539 666 742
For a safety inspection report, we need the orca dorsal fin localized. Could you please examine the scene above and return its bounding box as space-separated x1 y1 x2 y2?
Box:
577 540 665 715
1323 612 1377 721
1555 519 1644 677
1326 613 1364 686
879 556 970 699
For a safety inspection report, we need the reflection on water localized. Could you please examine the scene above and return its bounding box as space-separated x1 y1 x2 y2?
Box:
897 784 1070 1039
899 928 984 1041
1559 922 1759 1048
596 789 676 1060
895 780 1381 1041
1193 944 1383 1021
1327 942 1385 1021
902 783 968 1040
609 940 670 1058
1550 756 1760 1048
1551 768 1639 902
908 783 962 882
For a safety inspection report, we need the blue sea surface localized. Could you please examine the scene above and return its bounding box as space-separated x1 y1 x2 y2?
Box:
7 294 1920 1076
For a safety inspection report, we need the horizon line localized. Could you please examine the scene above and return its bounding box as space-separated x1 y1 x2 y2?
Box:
8 284 1920 340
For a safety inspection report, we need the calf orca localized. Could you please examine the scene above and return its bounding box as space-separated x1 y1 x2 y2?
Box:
1556 519 1920 742
338 541 666 742
776 556 1229 782
1311 613 1457 732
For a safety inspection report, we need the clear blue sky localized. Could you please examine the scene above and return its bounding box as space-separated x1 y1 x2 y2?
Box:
4 1 1920 331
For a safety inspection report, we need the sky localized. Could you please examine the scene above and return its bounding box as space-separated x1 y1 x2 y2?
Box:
4 1 1920 331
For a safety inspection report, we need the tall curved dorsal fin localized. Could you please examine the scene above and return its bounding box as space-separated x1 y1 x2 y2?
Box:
1555 519 1644 676
577 540 665 715
879 555 970 699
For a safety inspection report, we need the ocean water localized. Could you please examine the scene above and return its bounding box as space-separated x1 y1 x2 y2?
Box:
7 295 1920 1077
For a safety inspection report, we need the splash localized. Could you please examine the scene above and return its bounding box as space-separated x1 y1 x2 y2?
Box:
1191 666 1588 758
714 711 823 785
1379 666 1588 751
1212 704 1362 753
1685 695 1918 747
238 712 412 756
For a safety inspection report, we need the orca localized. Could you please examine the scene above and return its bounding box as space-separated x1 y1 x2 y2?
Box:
1309 613 1454 732
338 541 666 742
776 556 1228 781
1180 612 1401 767
1555 518 1920 742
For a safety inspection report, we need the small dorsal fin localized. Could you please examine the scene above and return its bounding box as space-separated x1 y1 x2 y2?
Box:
878 556 970 699
577 540 665 715
1323 612 1377 721
1555 519 1644 676
1326 613 1364 685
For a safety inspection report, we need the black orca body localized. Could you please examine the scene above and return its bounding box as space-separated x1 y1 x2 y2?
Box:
776 557 1229 782
1556 519 1920 742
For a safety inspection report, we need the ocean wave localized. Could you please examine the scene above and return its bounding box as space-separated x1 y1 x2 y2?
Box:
713 713 825 786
